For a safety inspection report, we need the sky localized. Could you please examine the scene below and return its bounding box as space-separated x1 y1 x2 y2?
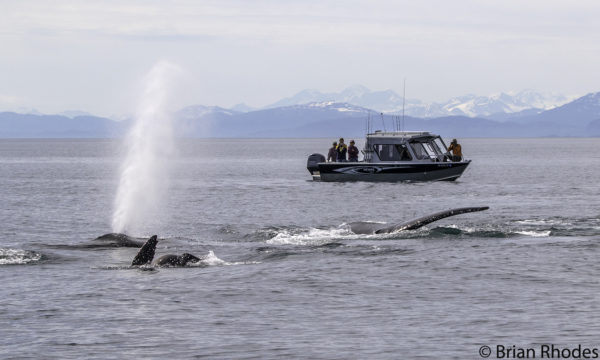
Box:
1 0 600 117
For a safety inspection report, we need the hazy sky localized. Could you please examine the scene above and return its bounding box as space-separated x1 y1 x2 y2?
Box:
2 0 600 116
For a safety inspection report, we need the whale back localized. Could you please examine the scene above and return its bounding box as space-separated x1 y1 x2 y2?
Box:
348 207 489 235
131 235 158 266
154 254 179 267
154 253 201 267
180 253 200 265
347 222 388 235
94 233 144 247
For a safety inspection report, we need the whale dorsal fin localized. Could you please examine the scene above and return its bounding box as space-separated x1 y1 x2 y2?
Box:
131 235 158 266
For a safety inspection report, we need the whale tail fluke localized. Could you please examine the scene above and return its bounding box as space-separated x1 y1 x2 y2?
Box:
131 235 158 266
349 206 489 235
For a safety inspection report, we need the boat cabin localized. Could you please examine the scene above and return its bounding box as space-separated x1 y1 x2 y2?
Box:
363 131 452 163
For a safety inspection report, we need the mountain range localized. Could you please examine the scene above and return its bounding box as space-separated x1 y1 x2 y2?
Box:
1 87 599 138
263 85 573 118
173 93 600 138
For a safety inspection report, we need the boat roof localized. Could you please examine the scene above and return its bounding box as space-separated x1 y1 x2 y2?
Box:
366 131 438 139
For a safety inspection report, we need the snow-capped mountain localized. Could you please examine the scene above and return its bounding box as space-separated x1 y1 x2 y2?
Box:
230 103 256 112
265 86 364 108
59 110 94 118
532 91 600 126
296 101 369 113
266 85 418 114
265 86 573 118
176 104 239 119
434 90 572 118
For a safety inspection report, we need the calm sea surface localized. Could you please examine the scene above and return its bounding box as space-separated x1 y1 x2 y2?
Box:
1 138 599 359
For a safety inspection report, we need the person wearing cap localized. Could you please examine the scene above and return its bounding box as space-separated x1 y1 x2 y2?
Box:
347 140 359 162
447 139 463 161
327 141 338 162
336 138 347 162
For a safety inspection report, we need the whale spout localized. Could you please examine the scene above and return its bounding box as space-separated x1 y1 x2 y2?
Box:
348 206 489 235
131 235 158 266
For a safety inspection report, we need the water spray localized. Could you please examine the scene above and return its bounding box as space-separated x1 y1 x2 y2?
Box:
112 61 181 235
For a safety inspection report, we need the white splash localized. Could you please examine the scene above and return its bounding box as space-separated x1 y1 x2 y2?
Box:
267 227 357 245
515 219 568 226
188 250 260 267
516 230 552 238
112 61 181 234
0 248 42 265
200 250 227 266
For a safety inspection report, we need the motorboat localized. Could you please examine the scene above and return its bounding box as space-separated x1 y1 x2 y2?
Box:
306 131 470 182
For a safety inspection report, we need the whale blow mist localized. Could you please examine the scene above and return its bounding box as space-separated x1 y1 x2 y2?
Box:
112 61 181 234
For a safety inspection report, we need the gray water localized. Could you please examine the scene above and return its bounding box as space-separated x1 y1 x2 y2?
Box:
1 138 599 359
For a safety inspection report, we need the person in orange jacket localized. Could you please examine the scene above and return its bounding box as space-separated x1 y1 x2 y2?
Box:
447 139 462 161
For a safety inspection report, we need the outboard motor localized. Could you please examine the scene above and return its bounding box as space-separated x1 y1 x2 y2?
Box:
307 153 326 178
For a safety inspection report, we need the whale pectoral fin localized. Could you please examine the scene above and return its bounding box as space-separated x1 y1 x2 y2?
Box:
376 206 490 234
348 222 388 235
131 235 158 266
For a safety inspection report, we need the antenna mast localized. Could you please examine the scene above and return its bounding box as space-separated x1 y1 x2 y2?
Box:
402 78 406 132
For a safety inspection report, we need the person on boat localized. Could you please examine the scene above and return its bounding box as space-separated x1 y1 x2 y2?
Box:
336 138 347 162
327 141 338 162
447 139 463 161
348 140 359 162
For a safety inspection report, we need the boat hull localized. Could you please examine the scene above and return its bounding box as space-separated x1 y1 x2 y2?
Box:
311 161 470 182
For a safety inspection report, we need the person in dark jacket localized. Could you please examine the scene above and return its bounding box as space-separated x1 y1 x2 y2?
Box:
347 140 359 162
327 141 338 162
336 138 347 162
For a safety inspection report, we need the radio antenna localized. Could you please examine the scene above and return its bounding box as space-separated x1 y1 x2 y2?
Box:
402 78 406 132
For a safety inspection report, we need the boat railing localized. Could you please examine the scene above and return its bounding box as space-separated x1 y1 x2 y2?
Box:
361 148 374 162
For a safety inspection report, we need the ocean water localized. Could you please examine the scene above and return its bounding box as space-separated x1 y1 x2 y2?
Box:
1 138 599 359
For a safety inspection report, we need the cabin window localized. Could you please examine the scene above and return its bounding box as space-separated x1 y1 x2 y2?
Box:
409 142 427 160
410 141 444 160
423 142 438 157
373 144 412 161
374 144 398 161
395 144 412 161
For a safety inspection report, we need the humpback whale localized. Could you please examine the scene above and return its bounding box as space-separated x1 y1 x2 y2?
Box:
124 207 487 266
131 235 202 267
348 206 489 234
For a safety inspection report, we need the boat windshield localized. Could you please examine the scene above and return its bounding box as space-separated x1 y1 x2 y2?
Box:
410 138 446 161
432 138 446 155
